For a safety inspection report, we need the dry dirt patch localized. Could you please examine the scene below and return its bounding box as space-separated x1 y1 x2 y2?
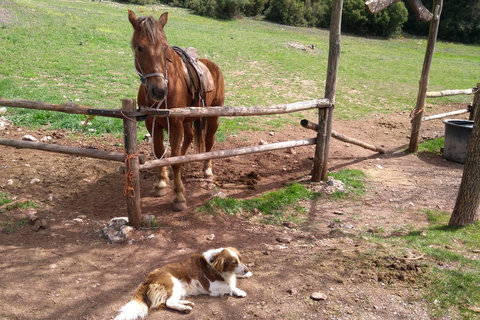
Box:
0 107 467 319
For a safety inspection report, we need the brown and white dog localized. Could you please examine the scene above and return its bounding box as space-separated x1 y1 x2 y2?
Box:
114 247 252 320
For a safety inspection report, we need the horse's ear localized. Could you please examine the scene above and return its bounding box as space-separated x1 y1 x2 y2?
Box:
158 12 168 30
128 10 138 29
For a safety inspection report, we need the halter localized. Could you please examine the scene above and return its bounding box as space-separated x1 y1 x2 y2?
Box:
134 55 168 87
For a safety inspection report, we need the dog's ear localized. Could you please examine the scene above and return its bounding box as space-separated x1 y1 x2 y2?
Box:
211 254 225 273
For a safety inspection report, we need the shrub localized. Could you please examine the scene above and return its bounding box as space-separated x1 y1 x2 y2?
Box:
403 0 480 44
264 0 306 26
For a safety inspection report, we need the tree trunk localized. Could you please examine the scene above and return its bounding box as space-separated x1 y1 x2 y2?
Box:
449 100 480 226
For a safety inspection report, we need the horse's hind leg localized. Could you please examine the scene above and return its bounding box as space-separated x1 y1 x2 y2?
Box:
203 116 219 179
170 120 187 211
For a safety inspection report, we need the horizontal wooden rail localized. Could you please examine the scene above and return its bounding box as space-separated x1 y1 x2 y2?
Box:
137 138 316 170
301 119 385 154
0 138 146 164
0 97 331 119
422 108 470 121
138 98 331 117
426 88 476 98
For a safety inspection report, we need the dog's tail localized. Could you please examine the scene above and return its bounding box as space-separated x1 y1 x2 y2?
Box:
115 282 169 320
114 285 149 320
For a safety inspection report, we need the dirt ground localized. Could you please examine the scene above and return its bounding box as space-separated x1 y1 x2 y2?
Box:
0 104 468 320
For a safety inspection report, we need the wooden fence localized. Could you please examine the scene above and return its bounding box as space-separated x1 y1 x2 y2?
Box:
422 83 479 122
0 0 354 228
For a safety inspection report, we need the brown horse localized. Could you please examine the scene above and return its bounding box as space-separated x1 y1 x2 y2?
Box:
128 10 225 211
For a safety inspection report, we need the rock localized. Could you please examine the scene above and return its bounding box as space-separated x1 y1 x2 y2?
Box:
310 292 327 301
206 234 215 241
259 140 268 145
141 215 156 228
327 229 346 238
276 234 292 244
103 217 133 243
333 211 344 215
287 288 298 296
0 107 6 114
282 221 297 229
30 178 41 184
31 219 42 232
40 136 52 142
212 191 227 199
22 134 38 142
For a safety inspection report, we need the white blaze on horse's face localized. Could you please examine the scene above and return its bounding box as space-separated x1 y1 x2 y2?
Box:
128 10 169 103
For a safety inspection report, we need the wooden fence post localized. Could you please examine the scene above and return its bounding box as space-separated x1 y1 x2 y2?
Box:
408 0 443 152
469 82 480 121
122 99 141 229
312 0 343 182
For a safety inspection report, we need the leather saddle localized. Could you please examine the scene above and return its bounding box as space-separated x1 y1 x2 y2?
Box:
172 46 215 100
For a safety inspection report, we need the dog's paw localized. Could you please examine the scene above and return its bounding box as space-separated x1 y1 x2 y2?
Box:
232 288 247 298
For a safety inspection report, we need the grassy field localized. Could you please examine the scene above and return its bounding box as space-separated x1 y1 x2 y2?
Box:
0 0 479 135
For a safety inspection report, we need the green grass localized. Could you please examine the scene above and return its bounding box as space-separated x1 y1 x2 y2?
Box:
415 137 444 155
369 210 480 319
200 182 318 224
328 168 366 199
200 168 366 224
0 0 478 135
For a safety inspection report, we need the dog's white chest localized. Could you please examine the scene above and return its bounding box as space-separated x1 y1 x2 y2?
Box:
183 279 208 296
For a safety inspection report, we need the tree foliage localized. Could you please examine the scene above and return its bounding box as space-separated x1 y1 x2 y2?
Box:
403 0 480 44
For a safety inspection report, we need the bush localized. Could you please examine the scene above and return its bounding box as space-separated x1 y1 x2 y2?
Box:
264 0 306 26
264 0 407 38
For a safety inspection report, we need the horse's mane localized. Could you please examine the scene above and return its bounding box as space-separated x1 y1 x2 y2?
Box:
131 16 160 49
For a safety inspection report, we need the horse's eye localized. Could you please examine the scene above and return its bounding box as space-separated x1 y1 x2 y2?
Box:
136 46 144 53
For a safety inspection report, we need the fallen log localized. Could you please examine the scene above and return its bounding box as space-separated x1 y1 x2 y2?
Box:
301 119 385 154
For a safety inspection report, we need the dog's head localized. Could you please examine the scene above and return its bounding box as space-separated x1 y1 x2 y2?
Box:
205 247 251 277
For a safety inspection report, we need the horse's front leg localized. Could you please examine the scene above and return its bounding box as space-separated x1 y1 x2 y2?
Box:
170 120 187 211
150 120 169 197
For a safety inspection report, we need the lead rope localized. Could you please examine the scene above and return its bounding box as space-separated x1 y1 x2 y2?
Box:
135 54 171 160
150 58 170 160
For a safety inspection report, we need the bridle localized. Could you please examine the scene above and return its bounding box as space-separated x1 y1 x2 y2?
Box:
133 49 171 160
133 55 168 88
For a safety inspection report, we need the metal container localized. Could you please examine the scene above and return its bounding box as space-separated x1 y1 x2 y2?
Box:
443 119 474 163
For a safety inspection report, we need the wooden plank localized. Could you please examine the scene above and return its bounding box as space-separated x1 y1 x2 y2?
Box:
0 138 146 164
122 99 141 229
408 0 443 152
138 138 317 170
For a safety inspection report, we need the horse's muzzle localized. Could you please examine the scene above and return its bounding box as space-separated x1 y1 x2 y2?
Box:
149 85 168 102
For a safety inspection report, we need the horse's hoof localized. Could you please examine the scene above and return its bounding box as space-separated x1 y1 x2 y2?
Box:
153 188 167 197
173 201 187 211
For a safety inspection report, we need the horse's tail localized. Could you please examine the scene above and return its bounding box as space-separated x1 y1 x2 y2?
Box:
194 118 206 154
114 284 151 320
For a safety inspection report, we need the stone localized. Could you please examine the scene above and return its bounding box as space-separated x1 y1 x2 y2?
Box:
103 217 133 243
22 134 38 142
276 234 292 244
206 234 215 241
310 292 327 301
141 215 156 228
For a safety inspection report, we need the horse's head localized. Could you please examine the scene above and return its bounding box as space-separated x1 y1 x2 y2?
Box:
128 10 169 103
